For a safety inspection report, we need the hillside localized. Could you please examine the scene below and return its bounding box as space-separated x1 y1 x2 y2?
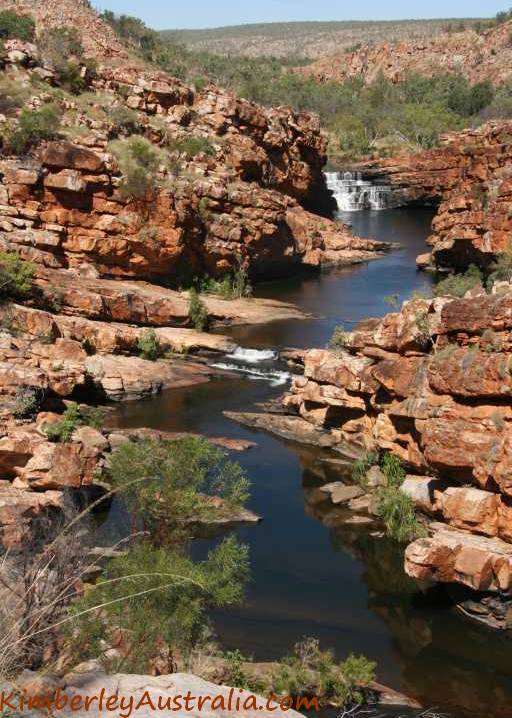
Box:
298 20 512 85
160 18 485 60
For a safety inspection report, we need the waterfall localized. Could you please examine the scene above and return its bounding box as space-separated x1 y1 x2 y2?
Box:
210 346 291 387
325 170 402 212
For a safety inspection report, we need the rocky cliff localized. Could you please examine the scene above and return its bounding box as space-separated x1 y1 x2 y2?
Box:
297 21 512 86
358 121 512 271
232 282 512 626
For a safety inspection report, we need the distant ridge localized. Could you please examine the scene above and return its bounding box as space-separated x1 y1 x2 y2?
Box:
160 18 487 59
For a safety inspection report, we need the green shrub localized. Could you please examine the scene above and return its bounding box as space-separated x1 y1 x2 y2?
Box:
0 10 35 41
224 649 250 689
167 135 216 158
376 485 425 543
6 105 60 154
68 536 249 672
58 62 87 95
43 402 81 443
487 244 512 288
200 265 252 300
137 328 161 360
105 436 250 533
351 451 378 488
188 287 209 331
0 252 34 299
81 406 106 430
271 637 375 708
433 264 483 298
13 386 43 419
38 26 84 71
380 452 406 488
110 135 162 200
328 324 347 350
106 105 139 137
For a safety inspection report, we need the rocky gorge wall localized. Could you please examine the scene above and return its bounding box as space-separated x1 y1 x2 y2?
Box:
238 283 512 626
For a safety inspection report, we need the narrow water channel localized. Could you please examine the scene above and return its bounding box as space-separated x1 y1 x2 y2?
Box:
109 207 512 718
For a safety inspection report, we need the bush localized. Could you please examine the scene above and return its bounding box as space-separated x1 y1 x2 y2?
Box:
13 386 43 419
105 436 250 534
487 244 512 288
137 328 161 360
329 324 348 350
188 287 209 331
167 135 216 158
0 252 34 299
434 264 483 298
43 402 81 443
0 10 35 41
106 106 140 137
376 485 425 543
380 452 406 488
68 536 249 673
110 135 162 200
6 105 60 154
38 26 84 72
58 62 87 95
271 637 375 708
351 451 378 488
200 265 252 300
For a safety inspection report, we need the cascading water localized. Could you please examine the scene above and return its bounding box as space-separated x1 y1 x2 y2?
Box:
210 347 291 387
325 170 402 212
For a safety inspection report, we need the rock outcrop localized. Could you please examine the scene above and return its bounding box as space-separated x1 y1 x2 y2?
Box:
297 21 512 86
239 283 512 619
356 121 512 270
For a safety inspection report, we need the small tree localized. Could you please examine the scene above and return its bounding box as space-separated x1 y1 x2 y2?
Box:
188 287 209 331
106 436 250 536
137 328 161 361
0 252 34 299
0 10 35 41
6 105 60 154
110 135 162 201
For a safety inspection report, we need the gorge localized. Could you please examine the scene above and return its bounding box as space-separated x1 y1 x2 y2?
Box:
2 2 512 718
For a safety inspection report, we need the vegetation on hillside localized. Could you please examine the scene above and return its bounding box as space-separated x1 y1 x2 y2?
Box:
101 10 509 161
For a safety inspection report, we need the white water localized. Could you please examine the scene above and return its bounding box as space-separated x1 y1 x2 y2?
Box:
325 170 402 212
225 347 278 363
211 346 289 386
210 361 291 387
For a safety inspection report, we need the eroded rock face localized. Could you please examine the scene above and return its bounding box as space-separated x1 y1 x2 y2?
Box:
297 21 512 86
256 284 512 601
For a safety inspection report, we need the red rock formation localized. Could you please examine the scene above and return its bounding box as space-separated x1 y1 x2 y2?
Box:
244 282 512 606
297 21 512 86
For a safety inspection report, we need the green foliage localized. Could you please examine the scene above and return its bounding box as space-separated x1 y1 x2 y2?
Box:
43 402 105 442
13 386 43 419
0 10 35 41
102 11 498 159
374 453 426 543
69 536 249 672
487 243 512 288
434 264 483 298
375 485 425 543
106 106 140 137
328 324 348 350
188 287 209 331
224 649 250 689
38 26 84 71
351 451 378 488
109 136 162 200
43 402 81 443
271 637 375 708
167 135 216 157
0 252 34 299
380 452 406 488
200 265 252 300
383 293 400 309
58 62 87 95
5 105 60 155
137 328 162 361
105 436 250 532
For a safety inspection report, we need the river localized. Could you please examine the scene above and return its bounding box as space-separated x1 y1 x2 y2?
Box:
109 207 512 718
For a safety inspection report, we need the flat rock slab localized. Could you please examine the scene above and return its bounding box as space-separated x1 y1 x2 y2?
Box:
58 672 304 718
224 411 338 448
319 482 365 504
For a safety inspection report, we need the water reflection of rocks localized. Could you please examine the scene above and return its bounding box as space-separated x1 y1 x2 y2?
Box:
297 447 512 718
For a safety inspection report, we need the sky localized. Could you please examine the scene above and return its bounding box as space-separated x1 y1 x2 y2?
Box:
93 0 512 30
